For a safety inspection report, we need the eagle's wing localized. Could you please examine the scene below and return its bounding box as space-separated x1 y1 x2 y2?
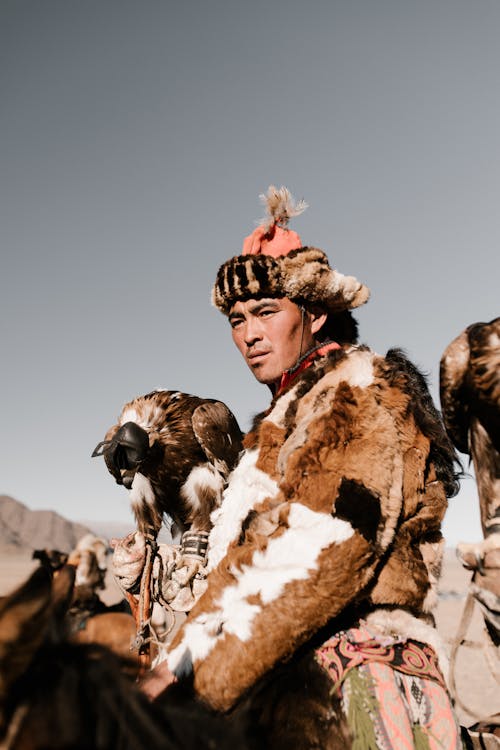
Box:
191 401 243 478
468 317 500 454
439 328 471 454
440 317 500 456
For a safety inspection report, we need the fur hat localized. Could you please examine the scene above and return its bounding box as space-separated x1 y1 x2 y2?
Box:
212 186 370 315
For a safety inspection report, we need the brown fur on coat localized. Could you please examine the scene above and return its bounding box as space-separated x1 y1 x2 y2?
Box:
167 345 459 712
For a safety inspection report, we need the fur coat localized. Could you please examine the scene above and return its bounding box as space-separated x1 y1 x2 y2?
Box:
166 345 458 712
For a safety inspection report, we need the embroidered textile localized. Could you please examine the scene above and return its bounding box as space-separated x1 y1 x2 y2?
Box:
315 624 447 694
341 662 463 750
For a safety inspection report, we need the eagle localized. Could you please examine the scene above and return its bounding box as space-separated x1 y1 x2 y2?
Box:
92 390 243 539
439 317 500 576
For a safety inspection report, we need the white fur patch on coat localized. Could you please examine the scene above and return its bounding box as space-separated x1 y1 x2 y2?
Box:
222 502 354 614
207 449 279 571
167 503 354 671
335 348 375 389
265 382 300 428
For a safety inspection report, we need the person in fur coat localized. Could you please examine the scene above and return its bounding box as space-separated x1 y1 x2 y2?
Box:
146 187 464 748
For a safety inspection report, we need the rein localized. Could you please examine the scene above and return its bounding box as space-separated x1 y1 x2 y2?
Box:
131 531 158 671
127 530 210 671
448 566 500 720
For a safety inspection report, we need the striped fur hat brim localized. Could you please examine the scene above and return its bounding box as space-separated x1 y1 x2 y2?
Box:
212 247 370 315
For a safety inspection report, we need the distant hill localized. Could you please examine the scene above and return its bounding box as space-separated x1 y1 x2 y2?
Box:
79 519 173 544
0 495 93 552
79 519 137 541
0 496 172 553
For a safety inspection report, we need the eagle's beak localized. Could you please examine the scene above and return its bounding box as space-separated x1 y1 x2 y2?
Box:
121 472 135 490
91 440 111 457
91 422 150 484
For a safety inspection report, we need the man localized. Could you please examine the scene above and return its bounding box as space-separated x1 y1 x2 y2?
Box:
146 187 463 747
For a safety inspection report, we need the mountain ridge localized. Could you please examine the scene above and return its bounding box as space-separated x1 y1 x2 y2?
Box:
0 494 94 552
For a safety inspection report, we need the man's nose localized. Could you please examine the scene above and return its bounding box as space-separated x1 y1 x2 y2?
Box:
243 318 263 346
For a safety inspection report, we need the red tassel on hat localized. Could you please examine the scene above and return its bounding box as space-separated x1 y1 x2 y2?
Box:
242 185 307 257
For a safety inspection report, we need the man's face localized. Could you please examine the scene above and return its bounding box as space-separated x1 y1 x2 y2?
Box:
228 297 318 387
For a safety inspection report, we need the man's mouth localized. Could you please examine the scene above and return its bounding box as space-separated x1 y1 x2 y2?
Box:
247 351 269 365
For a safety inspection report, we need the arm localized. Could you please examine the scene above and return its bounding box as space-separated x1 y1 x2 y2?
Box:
167 381 408 711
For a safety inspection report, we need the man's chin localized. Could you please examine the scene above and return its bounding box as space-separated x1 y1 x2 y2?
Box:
250 366 280 387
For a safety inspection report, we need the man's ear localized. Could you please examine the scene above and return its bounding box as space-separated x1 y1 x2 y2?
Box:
310 308 328 335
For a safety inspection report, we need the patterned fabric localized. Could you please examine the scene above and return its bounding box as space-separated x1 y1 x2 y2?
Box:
315 624 462 749
341 662 463 750
315 624 447 693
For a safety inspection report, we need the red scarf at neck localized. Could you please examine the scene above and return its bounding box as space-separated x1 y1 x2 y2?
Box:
277 341 341 395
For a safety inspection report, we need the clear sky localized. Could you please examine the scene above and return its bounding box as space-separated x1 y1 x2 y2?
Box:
1 1 498 545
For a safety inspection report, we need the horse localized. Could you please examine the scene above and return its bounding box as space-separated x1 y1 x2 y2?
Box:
32 548 69 573
32 542 141 671
0 565 255 750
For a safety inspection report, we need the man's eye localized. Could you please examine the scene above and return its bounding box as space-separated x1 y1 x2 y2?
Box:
259 309 275 317
230 319 243 329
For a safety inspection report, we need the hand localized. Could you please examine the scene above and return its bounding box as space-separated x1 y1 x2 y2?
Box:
138 660 177 701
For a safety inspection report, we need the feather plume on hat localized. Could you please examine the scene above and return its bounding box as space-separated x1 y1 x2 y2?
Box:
242 185 306 257
213 186 370 315
258 185 308 233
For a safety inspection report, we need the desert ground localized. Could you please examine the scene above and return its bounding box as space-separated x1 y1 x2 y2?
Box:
0 544 497 729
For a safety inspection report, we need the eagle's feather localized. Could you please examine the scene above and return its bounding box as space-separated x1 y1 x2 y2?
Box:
93 390 243 537
440 317 500 538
